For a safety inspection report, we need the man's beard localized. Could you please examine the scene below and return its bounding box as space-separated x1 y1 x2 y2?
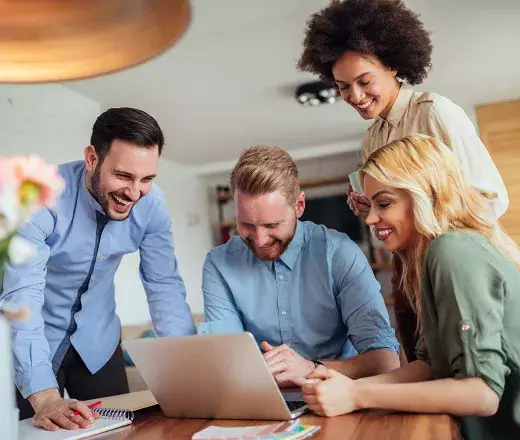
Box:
90 166 135 221
243 220 296 261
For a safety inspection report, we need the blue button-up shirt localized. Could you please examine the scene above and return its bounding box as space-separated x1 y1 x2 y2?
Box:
199 221 398 360
1 161 195 398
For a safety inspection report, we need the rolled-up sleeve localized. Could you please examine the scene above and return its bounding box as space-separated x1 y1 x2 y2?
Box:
199 253 244 335
423 233 509 398
332 239 399 354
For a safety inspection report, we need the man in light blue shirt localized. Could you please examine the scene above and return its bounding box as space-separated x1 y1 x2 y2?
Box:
200 145 399 387
1 108 195 430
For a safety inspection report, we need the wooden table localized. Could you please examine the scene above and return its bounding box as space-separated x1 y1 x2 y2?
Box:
102 406 462 439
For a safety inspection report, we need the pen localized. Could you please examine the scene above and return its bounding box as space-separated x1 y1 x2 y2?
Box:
72 400 102 417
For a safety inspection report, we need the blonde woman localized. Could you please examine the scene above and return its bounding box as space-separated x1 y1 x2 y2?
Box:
302 135 520 440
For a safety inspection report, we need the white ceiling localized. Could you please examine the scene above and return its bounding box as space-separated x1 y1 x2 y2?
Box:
66 0 520 171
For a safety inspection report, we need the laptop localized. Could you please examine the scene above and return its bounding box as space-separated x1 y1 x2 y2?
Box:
122 332 309 420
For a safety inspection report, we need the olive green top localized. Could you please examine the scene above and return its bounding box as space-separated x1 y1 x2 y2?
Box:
418 231 520 440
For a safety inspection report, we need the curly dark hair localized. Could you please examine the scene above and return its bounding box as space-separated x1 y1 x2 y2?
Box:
297 0 433 85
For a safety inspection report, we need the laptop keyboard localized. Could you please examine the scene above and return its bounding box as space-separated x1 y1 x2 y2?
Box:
286 400 307 412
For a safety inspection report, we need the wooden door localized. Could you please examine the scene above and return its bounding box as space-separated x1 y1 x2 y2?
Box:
476 100 520 243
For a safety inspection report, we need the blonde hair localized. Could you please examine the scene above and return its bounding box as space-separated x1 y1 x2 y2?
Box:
229 145 300 204
360 134 520 327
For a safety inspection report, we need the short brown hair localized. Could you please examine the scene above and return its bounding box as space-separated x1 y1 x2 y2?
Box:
229 145 300 204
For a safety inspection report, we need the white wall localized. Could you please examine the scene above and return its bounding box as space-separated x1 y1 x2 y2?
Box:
0 84 212 326
0 84 100 160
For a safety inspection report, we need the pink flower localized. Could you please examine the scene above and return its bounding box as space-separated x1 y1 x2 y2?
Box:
9 155 65 209
1 155 65 240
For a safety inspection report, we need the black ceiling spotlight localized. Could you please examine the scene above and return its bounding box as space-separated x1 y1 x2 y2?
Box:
295 81 339 107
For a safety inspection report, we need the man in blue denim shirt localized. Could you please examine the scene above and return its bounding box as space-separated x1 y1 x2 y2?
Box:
1 108 195 430
200 146 399 387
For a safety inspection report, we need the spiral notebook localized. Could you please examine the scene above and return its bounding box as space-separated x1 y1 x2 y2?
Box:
19 407 134 440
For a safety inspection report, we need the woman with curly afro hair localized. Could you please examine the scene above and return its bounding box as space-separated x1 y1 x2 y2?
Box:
298 0 508 364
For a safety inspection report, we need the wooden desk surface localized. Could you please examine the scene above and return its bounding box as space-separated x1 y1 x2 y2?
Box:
101 407 462 440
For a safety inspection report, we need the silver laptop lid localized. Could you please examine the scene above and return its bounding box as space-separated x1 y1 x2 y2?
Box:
123 332 307 420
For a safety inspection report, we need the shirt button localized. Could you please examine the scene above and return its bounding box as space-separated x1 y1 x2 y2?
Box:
75 313 80 319
71 335 75 341
279 275 285 280
461 324 471 332
281 310 287 316
98 255 103 260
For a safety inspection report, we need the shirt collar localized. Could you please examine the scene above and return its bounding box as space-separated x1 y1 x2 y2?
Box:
79 165 106 216
278 220 304 270
379 84 414 129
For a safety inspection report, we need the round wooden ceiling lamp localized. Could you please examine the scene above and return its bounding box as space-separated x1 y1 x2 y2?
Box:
0 0 190 83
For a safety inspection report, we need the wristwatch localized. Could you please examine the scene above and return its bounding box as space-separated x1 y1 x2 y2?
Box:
312 359 325 369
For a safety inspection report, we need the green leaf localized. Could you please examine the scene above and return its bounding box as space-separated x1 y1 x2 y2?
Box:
0 233 14 269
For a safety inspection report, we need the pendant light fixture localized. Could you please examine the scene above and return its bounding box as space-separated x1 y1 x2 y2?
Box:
0 0 190 83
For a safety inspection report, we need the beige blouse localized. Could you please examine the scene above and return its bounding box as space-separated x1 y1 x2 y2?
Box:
362 85 509 217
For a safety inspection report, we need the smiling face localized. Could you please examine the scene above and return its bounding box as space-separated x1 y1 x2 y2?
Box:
234 189 305 261
332 51 400 120
85 139 159 221
363 174 420 252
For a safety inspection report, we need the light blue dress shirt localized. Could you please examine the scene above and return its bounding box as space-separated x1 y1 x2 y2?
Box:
200 221 398 360
0 161 195 398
